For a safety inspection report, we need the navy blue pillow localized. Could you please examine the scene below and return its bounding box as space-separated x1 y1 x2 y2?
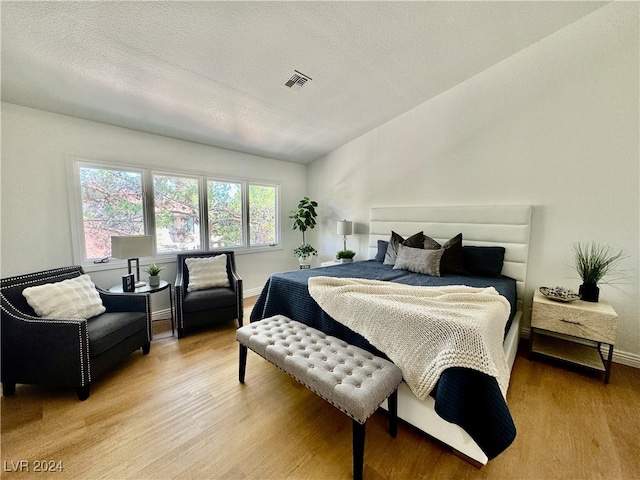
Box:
375 240 389 262
463 246 505 277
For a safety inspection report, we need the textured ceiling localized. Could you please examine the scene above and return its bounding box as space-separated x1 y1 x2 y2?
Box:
1 1 606 164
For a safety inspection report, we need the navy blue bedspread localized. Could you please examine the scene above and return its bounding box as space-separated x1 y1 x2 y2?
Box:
250 260 517 459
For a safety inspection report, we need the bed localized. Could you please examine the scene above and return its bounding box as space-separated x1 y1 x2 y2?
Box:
250 205 532 465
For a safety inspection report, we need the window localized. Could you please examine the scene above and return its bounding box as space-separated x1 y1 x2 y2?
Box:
78 166 144 259
154 174 201 252
208 180 243 248
70 159 279 263
249 184 277 246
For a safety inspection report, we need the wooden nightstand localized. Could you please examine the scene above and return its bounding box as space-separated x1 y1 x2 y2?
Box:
529 289 618 383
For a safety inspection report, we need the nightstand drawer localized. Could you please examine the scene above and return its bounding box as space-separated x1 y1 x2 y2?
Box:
531 291 618 344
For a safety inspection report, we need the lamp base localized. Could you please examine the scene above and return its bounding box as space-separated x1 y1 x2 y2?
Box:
126 257 147 288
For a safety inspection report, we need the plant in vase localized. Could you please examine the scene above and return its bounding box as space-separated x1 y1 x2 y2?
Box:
144 263 164 287
289 197 318 268
574 242 624 302
293 243 318 265
336 249 356 263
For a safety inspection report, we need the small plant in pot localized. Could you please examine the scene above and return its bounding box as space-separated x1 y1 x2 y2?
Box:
145 264 164 287
293 243 318 262
574 242 624 302
289 197 318 268
336 249 356 263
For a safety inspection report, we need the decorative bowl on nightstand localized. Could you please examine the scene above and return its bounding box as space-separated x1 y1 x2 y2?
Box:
539 286 581 302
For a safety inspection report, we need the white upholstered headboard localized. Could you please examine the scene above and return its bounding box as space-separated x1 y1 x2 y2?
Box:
368 205 532 310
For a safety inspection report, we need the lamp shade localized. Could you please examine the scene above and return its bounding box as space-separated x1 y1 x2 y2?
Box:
337 220 353 236
111 235 153 259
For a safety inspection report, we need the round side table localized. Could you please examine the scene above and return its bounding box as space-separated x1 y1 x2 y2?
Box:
109 280 175 335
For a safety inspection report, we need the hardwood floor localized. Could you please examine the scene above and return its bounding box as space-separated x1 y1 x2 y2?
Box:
2 299 639 479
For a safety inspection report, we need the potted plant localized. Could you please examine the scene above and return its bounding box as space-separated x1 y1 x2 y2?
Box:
145 263 164 287
289 197 318 268
574 242 624 302
293 243 318 262
336 249 356 263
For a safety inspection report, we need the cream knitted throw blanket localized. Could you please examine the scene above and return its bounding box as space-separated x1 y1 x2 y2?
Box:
308 277 511 399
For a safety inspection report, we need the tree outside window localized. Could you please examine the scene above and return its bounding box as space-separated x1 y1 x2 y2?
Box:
74 160 279 264
79 166 144 259
249 184 277 246
208 180 243 248
154 174 201 252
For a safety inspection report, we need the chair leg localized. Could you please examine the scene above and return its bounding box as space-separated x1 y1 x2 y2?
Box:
2 382 16 396
388 389 398 437
352 419 365 480
142 342 151 355
76 385 90 401
239 344 248 383
177 328 185 339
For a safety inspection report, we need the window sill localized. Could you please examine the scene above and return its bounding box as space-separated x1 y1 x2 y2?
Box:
82 245 283 273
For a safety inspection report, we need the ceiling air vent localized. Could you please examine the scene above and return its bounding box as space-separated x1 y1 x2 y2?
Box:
284 70 312 92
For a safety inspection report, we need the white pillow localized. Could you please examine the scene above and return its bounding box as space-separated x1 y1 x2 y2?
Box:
22 274 106 319
186 255 230 292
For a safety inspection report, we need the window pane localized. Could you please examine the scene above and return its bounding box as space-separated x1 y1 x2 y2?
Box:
154 174 201 252
79 167 144 259
207 180 243 248
249 184 277 246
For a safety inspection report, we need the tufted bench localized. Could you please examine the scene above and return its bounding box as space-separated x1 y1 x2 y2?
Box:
236 315 403 480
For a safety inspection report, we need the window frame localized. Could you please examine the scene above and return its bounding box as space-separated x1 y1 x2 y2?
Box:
248 182 280 247
67 156 281 269
151 169 204 255
206 176 246 251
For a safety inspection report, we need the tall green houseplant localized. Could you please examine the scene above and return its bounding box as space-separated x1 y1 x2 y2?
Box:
289 197 318 263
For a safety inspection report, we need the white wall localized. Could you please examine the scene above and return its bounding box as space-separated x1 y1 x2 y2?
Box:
308 3 640 363
0 103 308 300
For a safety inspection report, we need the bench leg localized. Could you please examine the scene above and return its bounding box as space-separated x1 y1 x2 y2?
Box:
239 344 248 383
352 419 365 480
388 389 398 437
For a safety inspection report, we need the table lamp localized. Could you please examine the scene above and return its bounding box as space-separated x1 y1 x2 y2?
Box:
337 220 353 251
111 235 153 287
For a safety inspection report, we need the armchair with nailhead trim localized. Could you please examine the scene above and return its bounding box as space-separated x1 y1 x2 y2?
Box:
175 251 243 338
1 266 152 400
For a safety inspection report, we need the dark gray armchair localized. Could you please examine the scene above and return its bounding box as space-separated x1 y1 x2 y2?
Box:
175 251 243 338
1 266 152 400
